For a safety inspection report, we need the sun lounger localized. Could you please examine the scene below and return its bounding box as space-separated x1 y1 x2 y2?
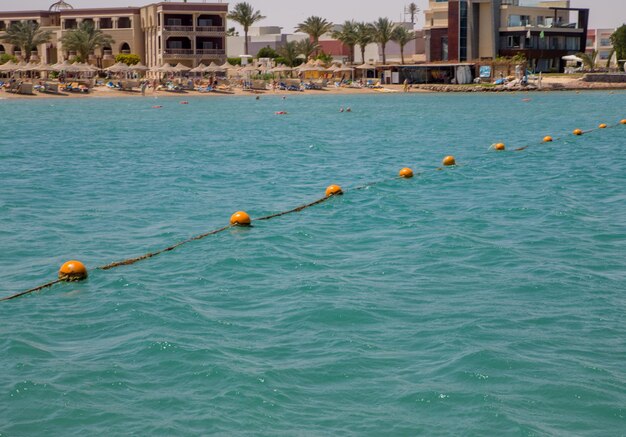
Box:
17 83 34 95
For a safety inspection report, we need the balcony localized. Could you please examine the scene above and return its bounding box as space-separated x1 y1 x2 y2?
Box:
196 26 225 33
164 25 194 32
196 49 225 55
163 49 226 58
164 48 194 55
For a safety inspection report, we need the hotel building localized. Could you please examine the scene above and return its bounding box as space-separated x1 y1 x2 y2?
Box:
586 28 617 67
423 0 589 72
0 0 227 68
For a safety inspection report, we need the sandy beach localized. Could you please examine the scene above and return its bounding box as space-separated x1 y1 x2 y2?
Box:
2 76 624 100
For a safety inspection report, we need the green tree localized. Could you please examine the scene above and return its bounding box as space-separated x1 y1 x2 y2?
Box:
1 20 53 61
227 2 266 56
408 2 420 25
0 53 18 65
257 46 279 59
315 51 333 64
296 39 320 61
295 16 333 54
610 25 626 68
391 26 416 64
371 18 396 65
576 50 597 71
226 27 239 37
277 41 299 67
332 20 357 63
115 53 141 65
354 22 374 64
61 21 114 62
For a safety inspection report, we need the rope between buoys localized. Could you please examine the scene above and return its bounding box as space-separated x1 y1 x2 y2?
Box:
2 119 623 302
0 279 63 302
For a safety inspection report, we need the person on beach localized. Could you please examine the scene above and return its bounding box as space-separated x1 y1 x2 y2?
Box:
140 81 147 96
403 79 409 92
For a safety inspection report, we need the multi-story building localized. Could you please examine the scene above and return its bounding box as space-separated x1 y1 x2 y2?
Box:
423 0 589 72
586 28 616 67
0 0 227 68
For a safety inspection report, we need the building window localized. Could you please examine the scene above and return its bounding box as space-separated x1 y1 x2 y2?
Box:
566 37 580 51
507 35 521 48
100 18 113 29
441 36 448 61
508 15 530 27
459 0 468 61
600 38 611 47
118 17 131 29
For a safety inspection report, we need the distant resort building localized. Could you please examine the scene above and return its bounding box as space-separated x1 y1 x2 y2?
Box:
586 28 617 68
0 1 228 69
423 0 589 72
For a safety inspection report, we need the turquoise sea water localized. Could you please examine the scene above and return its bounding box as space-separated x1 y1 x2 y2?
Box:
1 91 625 436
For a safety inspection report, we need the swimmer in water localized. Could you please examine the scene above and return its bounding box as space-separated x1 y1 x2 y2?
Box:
346 107 352 112
339 106 344 112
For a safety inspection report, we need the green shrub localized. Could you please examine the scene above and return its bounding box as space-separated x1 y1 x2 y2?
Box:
0 53 17 64
227 57 242 66
257 46 279 59
115 53 141 65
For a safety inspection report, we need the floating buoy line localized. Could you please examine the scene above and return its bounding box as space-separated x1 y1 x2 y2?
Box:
2 118 625 302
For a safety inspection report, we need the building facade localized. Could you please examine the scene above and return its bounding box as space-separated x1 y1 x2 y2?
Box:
586 28 616 67
423 0 589 72
0 1 227 68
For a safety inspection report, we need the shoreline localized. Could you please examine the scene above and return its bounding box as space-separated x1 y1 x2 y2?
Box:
1 79 624 100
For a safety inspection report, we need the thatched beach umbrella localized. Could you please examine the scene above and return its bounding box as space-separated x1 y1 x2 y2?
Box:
0 60 18 72
190 63 207 73
173 63 191 73
131 62 149 72
105 62 132 73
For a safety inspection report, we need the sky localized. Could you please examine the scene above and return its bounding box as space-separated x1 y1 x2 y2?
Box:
5 0 625 31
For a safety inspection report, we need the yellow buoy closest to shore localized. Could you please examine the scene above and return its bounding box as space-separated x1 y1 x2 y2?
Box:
573 129 583 136
230 211 251 226
399 167 414 178
442 156 456 166
58 260 88 282
543 136 553 142
326 185 343 197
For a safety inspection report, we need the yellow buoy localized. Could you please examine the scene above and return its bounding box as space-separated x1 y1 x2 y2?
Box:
325 184 343 197
230 211 251 226
442 156 456 167
58 260 88 282
399 167 414 178
599 123 607 129
543 136 553 143
494 143 506 151
620 119 626 125
573 129 583 136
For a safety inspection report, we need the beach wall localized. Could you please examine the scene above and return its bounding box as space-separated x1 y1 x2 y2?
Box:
582 73 626 83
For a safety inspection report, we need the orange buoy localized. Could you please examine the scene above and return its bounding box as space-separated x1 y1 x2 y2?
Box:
58 260 88 282
599 123 607 129
325 184 343 197
399 167 414 178
494 143 506 151
543 136 553 143
573 129 583 136
621 119 626 125
442 156 456 167
230 211 251 226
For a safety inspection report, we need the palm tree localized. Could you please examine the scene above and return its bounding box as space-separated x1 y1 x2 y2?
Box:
295 16 333 54
371 18 396 65
227 2 266 56
391 26 416 64
354 22 374 64
407 3 420 26
296 39 320 61
332 20 357 63
1 20 53 61
61 21 114 62
577 50 597 71
277 41 299 67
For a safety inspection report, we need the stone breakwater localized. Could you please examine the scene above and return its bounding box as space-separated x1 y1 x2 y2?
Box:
415 80 626 93
582 73 626 83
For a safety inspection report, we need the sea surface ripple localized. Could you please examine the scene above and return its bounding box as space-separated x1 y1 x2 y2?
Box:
1 92 625 436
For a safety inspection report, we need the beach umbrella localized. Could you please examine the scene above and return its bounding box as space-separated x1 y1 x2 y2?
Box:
220 60 238 70
52 60 72 72
173 63 191 73
204 61 225 73
131 62 149 72
105 62 132 73
355 62 376 70
153 63 176 73
33 63 56 72
15 61 39 72
562 55 583 62
190 63 207 73
0 60 18 72
271 65 293 73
